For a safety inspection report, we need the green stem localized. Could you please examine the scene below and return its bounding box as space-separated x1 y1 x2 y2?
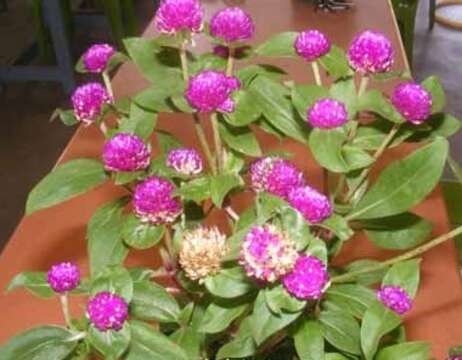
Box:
333 173 346 201
193 113 217 175
60 293 71 327
164 226 175 260
311 61 322 86
345 123 401 203
332 224 462 283
358 75 369 97
179 40 189 82
211 112 223 172
102 71 114 99
226 46 235 76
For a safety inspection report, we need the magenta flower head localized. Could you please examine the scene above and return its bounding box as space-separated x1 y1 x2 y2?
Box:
250 157 305 199
282 255 330 300
348 30 394 74
391 82 432 124
307 98 348 129
186 70 240 113
133 176 182 224
294 30 331 61
240 225 298 283
377 285 413 315
154 0 204 34
448 357 462 360
288 186 332 224
166 148 203 176
71 83 112 125
210 7 255 43
47 262 80 293
82 43 115 73
87 292 128 332
102 133 150 172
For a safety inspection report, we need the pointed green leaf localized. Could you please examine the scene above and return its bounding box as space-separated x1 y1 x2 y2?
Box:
319 310 361 355
255 32 298 57
6 272 54 298
293 319 324 360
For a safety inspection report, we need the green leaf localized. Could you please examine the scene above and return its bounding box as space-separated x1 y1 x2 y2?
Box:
91 265 133 302
126 321 188 360
250 76 310 143
376 341 431 360
120 103 158 140
131 280 180 323
89 324 130 360
170 93 194 113
26 159 108 215
422 76 446 113
449 155 462 184
344 260 387 286
329 78 357 118
237 64 287 87
6 272 54 298
360 301 402 360
223 149 245 174
0 326 78 360
190 52 227 74
219 122 262 157
216 317 257 359
210 173 242 207
358 90 405 123
353 119 412 150
156 130 183 154
319 45 353 80
204 267 254 299
87 198 129 277
325 284 376 318
343 145 374 170
278 206 314 250
320 214 354 242
174 177 210 203
200 300 248 334
264 284 306 314
133 85 179 113
309 127 349 173
224 90 262 126
250 291 301 345
122 214 165 250
349 138 449 219
420 113 461 138
113 171 144 185
293 319 324 360
170 304 205 359
50 108 78 126
292 84 329 120
382 259 421 298
319 310 361 355
255 32 298 57
306 238 328 264
325 354 349 360
363 213 432 250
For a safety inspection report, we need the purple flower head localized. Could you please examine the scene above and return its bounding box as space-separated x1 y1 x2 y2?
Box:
308 98 348 129
102 133 150 172
240 225 298 282
154 0 204 34
186 70 240 113
250 157 305 199
377 285 413 315
82 43 115 73
166 148 203 175
47 262 80 293
87 292 128 332
294 30 331 62
133 176 182 224
288 186 332 224
448 357 462 360
71 83 112 125
282 255 330 300
348 30 394 74
391 82 432 124
210 7 255 43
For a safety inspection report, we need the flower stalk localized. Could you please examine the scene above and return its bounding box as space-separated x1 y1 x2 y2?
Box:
193 113 217 174
311 61 322 86
60 293 72 328
226 46 235 76
211 112 224 172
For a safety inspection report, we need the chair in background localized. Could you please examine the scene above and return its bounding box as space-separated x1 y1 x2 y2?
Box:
0 0 7 13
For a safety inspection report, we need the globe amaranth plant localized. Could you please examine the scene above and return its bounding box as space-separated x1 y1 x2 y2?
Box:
2 1 462 359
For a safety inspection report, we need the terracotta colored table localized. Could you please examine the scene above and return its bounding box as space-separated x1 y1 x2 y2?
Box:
1 1 461 359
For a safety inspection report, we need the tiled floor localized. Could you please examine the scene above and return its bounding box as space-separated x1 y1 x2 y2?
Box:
0 0 462 249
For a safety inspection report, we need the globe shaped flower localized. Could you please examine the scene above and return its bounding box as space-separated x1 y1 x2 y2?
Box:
210 7 255 43
307 98 348 129
47 262 80 293
102 133 150 172
282 255 330 300
250 157 305 199
166 148 203 176
288 186 332 224
71 83 112 125
82 43 115 73
448 357 462 360
186 70 240 113
154 0 204 34
87 292 128 332
133 176 182 224
294 30 331 61
391 82 432 124
179 227 228 282
377 285 412 315
240 225 298 283
348 30 394 74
